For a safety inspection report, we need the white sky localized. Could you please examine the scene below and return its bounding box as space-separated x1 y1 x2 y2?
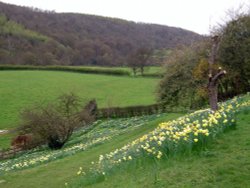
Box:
0 0 249 34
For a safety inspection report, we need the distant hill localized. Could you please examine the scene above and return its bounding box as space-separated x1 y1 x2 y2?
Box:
0 2 204 66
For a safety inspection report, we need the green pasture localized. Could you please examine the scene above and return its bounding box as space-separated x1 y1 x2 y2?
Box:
0 70 159 130
0 133 15 149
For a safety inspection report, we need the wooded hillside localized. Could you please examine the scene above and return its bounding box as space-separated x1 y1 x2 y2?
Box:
0 2 204 66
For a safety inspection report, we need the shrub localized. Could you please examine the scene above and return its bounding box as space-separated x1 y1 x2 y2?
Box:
19 93 95 150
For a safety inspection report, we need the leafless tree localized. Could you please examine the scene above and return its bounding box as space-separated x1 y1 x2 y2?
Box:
207 36 226 111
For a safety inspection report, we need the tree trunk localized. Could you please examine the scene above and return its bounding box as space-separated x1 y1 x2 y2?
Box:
133 67 137 76
207 36 226 111
140 66 144 75
208 78 219 111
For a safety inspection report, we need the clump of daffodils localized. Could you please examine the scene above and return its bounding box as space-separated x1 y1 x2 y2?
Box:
87 95 249 176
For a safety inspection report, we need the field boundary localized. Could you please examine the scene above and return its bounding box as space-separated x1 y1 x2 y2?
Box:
0 147 23 160
0 65 163 78
0 65 130 76
96 103 186 118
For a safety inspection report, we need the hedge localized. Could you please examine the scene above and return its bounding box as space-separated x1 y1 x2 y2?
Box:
0 65 130 76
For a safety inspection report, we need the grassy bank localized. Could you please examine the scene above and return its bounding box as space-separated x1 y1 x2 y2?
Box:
68 95 250 187
80 109 250 188
0 113 182 187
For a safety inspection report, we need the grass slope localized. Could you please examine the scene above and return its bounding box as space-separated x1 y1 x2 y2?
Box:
76 109 250 188
0 100 249 188
0 70 159 130
0 113 182 188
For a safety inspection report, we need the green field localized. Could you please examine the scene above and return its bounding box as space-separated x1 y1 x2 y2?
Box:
0 70 159 130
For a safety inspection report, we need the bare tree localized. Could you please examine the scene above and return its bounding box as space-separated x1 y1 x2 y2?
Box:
127 48 152 76
207 36 226 111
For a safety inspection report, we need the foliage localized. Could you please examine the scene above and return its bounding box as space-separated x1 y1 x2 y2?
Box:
158 41 210 109
0 14 72 66
217 12 250 97
158 11 250 110
127 48 153 76
0 14 48 41
19 93 93 149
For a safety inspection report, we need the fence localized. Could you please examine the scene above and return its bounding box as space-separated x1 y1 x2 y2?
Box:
0 147 23 160
96 103 168 118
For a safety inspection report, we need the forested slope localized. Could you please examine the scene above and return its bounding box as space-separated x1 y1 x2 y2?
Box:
0 2 203 66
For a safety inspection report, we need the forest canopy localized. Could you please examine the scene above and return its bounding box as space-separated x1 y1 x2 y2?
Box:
0 2 203 66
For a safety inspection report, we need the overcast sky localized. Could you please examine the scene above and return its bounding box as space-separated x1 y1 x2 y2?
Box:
0 0 249 34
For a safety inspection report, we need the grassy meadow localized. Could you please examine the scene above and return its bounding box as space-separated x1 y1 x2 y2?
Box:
0 70 159 130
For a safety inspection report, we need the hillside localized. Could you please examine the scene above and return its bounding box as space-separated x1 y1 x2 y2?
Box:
0 14 71 65
0 95 249 187
0 2 203 66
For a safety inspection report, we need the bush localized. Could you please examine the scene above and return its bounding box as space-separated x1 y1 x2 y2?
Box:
217 13 250 96
19 93 95 149
157 41 210 109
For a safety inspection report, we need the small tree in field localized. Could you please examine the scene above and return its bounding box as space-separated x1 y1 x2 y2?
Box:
20 93 95 149
127 47 152 76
